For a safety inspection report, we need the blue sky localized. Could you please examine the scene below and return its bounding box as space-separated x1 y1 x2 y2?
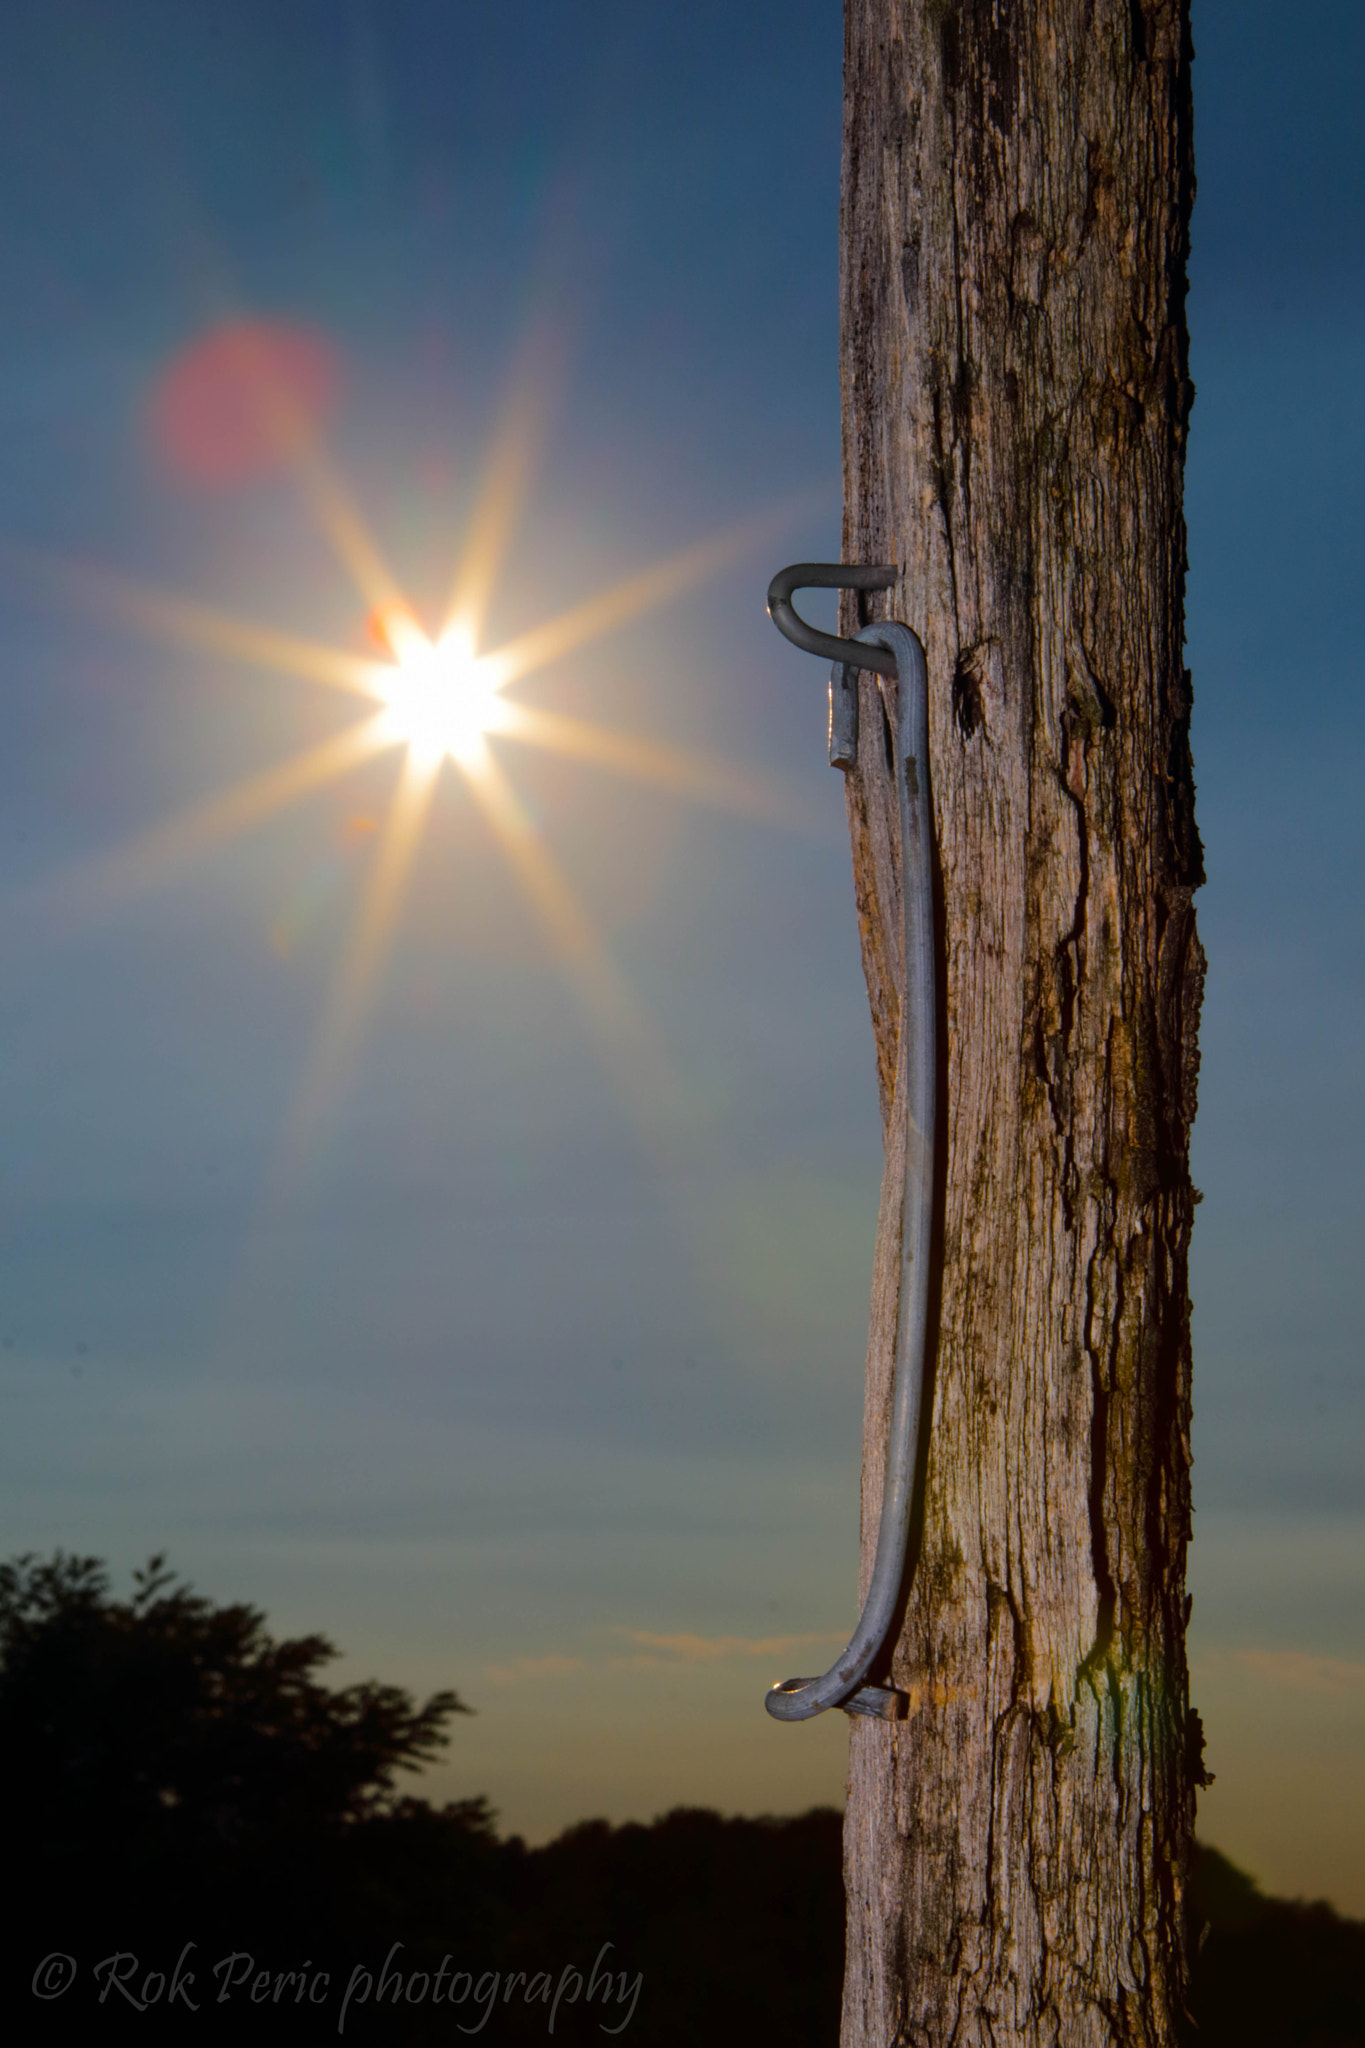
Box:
0 1 1360 1909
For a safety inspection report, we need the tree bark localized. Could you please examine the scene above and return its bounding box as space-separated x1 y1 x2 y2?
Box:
836 4 1205 2044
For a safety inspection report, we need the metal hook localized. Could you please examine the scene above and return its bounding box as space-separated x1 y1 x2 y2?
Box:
766 562 901 678
761 618 937 1725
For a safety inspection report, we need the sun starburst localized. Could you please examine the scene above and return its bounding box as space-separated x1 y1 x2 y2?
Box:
12 344 809 1166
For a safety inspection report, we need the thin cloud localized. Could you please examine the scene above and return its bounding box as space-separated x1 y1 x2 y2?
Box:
1234 1649 1365 1696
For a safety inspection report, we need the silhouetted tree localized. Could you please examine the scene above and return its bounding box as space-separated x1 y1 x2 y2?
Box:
2 1551 461 1881
2 1551 498 2037
3 1553 846 2044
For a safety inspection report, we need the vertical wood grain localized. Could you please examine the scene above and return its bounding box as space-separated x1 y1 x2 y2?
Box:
837 4 1205 2042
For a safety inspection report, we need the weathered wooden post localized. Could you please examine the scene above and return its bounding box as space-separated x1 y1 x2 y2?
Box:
833 4 1206 2040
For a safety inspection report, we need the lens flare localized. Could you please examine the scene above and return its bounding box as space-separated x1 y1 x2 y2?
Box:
148 320 342 489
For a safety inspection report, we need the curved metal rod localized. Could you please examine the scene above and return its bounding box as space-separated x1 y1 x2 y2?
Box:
767 563 901 677
765 621 937 1723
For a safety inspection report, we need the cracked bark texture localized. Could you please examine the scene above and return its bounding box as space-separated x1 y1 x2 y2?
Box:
836 3 1205 2044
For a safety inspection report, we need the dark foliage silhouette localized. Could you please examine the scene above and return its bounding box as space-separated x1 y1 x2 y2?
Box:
1184 1844 1365 2048
497 1807 844 2046
3 1552 499 2038
2 1550 462 1834
2 1555 843 2042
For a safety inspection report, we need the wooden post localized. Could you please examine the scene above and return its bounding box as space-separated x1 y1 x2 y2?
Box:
837 3 1206 2041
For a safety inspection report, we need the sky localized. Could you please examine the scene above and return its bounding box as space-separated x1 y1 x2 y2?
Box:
0 0 1360 1913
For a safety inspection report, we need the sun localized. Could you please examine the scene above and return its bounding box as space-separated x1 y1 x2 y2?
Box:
368 606 502 769
24 359 806 1158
